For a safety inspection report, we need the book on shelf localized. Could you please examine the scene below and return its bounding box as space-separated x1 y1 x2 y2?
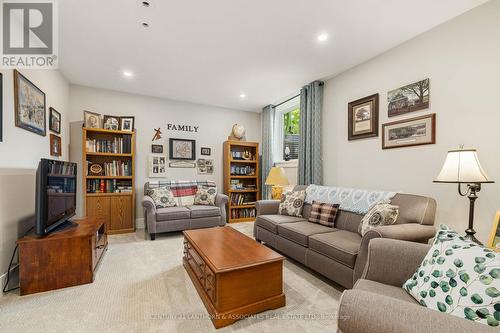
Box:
86 136 132 154
87 179 133 194
86 160 132 177
230 193 256 206
47 160 76 176
230 207 256 219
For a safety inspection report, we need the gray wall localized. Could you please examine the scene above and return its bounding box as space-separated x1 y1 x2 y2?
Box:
322 0 500 242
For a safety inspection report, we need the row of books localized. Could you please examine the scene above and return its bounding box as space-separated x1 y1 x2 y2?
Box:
230 165 255 176
47 161 76 176
86 136 132 154
229 193 255 206
87 160 132 176
230 208 256 219
87 179 133 194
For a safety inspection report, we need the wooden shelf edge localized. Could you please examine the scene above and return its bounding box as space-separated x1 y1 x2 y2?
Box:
86 192 133 197
86 176 133 179
228 218 255 223
84 127 135 135
228 189 258 193
230 175 257 179
85 152 133 157
229 204 256 209
230 159 257 164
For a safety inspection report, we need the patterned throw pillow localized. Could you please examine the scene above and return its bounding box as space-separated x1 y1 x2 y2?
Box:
403 225 500 327
147 187 176 208
194 187 217 206
279 190 306 217
308 201 339 227
358 203 399 236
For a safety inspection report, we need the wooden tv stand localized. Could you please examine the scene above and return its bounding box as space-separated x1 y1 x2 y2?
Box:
17 216 107 295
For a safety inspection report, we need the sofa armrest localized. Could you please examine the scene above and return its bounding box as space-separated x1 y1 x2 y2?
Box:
216 193 229 225
142 195 157 233
362 238 430 287
353 223 435 283
256 200 280 216
338 289 496 333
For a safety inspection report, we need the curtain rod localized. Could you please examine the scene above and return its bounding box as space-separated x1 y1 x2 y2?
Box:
274 94 300 108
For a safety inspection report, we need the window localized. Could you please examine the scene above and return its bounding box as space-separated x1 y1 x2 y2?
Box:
282 107 300 160
274 95 300 162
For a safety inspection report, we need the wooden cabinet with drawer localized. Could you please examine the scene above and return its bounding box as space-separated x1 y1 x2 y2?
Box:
86 195 134 234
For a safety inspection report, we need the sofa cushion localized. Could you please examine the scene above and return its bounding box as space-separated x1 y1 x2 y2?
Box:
156 207 191 221
277 221 335 247
188 205 221 218
354 279 418 304
309 230 361 268
256 215 305 233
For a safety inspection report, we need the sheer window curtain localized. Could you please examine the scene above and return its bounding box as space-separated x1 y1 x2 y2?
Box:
261 105 275 199
298 81 323 185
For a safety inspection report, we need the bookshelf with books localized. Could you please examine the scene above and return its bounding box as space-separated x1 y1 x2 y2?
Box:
83 127 136 234
223 141 260 223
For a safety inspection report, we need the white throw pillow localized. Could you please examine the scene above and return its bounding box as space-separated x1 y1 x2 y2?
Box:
358 203 399 236
403 225 500 327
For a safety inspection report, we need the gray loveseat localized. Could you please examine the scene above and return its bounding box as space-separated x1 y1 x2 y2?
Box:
253 185 437 288
142 181 228 240
338 238 496 333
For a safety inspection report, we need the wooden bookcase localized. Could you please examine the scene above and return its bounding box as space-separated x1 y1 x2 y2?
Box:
82 127 136 234
223 141 260 223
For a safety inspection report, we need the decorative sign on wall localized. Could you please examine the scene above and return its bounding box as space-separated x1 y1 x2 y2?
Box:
152 128 162 141
167 123 199 132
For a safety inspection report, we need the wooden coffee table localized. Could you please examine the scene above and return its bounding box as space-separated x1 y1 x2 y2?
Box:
183 226 285 328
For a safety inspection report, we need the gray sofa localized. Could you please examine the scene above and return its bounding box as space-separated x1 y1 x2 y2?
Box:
142 182 228 240
253 185 437 288
338 238 496 333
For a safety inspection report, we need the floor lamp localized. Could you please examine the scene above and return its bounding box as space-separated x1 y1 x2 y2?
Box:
434 148 494 244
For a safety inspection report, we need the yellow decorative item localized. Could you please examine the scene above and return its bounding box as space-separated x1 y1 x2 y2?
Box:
265 167 290 200
487 211 500 252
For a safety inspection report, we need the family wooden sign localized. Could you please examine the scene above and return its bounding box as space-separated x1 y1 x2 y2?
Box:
167 123 199 132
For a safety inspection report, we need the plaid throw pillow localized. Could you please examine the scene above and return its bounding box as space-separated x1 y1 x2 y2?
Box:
308 201 340 227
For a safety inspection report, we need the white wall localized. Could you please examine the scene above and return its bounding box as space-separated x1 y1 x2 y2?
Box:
67 85 262 224
322 0 500 243
0 70 70 291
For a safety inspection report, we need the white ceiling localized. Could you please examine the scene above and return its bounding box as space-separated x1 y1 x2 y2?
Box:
59 0 488 112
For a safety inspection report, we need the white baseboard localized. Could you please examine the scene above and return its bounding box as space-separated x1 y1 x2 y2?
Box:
136 217 145 229
0 264 19 297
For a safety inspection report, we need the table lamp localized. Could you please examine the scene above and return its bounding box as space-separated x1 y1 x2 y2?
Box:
265 167 290 200
434 148 494 244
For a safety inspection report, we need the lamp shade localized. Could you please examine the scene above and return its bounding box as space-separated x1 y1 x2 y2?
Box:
265 167 289 186
434 149 493 184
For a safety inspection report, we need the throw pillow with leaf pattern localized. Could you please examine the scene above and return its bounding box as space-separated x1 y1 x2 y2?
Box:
403 225 500 327
147 187 176 208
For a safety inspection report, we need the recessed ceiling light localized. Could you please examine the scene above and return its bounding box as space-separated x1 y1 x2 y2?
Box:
317 33 328 42
142 22 149 28
122 70 134 78
142 1 150 7
239 93 246 99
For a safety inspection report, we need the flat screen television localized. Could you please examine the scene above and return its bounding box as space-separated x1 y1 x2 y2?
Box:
35 159 77 236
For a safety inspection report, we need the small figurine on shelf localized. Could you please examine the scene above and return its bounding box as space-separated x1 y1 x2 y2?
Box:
242 150 253 160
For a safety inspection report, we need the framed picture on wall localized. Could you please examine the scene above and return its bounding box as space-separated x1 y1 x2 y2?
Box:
388 78 430 117
50 134 61 157
382 113 436 149
201 147 211 156
14 70 46 136
148 155 167 178
348 94 379 140
151 144 163 154
49 107 61 134
169 138 196 160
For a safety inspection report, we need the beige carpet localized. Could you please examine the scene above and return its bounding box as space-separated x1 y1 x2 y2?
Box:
0 223 343 332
